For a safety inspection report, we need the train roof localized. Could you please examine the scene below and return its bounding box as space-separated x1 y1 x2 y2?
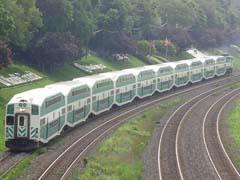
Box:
73 72 115 87
7 55 222 106
45 80 89 96
8 88 63 106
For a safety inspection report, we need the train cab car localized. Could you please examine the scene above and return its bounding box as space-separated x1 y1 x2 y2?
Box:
189 59 204 83
74 74 114 115
225 56 233 74
5 88 65 151
214 56 226 76
46 81 91 127
174 61 190 87
155 64 174 92
203 58 215 79
132 66 157 98
113 70 137 106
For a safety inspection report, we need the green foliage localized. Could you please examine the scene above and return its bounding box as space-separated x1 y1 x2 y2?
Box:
0 2 15 39
37 0 73 32
137 40 151 56
2 0 42 48
155 40 177 56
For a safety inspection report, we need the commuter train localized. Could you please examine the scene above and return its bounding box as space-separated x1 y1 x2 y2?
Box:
5 55 233 151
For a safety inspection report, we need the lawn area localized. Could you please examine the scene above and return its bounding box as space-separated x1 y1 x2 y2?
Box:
46 63 89 82
76 98 181 180
47 55 147 82
79 54 146 71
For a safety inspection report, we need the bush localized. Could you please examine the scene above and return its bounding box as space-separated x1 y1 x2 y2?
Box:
136 40 156 57
155 40 177 56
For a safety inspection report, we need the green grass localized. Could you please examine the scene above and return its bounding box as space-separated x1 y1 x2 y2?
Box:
46 63 88 82
79 54 146 71
1 147 48 180
227 99 240 166
233 53 240 70
76 98 181 180
48 54 147 82
228 100 240 144
146 55 162 64
153 55 169 63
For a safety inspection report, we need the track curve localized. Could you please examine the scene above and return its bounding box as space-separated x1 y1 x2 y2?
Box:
203 89 240 180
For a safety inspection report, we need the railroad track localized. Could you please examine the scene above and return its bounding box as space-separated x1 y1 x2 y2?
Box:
36 74 240 180
158 80 240 179
0 152 29 179
175 89 240 180
203 89 240 179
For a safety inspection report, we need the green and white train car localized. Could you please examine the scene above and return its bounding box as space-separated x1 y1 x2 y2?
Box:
46 81 91 127
5 55 233 151
174 61 190 87
189 59 204 83
226 56 233 73
132 66 157 98
156 63 174 92
74 74 114 115
5 88 66 150
113 70 137 106
203 57 216 79
214 56 227 76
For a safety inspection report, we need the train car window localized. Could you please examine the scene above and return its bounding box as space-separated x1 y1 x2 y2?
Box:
87 98 91 104
68 105 72 112
45 96 61 108
19 116 25 126
40 118 46 126
62 108 66 114
111 90 114 95
32 105 39 115
92 96 97 101
6 116 14 125
7 104 14 114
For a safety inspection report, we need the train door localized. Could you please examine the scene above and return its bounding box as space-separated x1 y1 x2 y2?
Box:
14 113 30 138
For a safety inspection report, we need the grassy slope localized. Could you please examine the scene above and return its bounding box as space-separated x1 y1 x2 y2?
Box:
80 55 146 71
48 55 146 82
77 98 181 180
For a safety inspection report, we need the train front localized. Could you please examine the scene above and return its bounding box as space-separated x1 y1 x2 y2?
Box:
5 96 40 151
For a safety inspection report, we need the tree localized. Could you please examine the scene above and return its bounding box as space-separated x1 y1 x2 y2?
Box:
0 40 12 67
0 1 15 40
37 0 73 32
2 0 42 49
28 32 81 72
71 0 96 47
